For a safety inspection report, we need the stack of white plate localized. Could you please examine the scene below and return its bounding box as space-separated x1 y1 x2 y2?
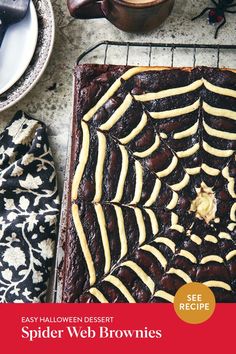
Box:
0 0 55 112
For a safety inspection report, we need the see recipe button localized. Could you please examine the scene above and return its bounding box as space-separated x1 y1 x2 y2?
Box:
174 282 216 324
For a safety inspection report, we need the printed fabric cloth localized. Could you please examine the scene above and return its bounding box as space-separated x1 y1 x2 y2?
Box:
0 111 60 303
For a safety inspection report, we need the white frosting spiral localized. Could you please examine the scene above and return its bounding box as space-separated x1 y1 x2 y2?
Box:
190 183 216 223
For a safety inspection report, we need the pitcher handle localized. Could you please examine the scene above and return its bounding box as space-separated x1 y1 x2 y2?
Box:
67 0 106 19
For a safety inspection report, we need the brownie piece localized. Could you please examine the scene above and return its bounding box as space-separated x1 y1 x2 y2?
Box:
62 64 236 303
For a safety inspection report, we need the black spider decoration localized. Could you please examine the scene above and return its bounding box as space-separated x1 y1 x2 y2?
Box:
192 0 236 39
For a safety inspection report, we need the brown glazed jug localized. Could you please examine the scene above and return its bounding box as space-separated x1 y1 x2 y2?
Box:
67 0 175 33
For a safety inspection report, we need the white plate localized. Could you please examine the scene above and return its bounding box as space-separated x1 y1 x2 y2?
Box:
0 1 38 95
0 0 54 112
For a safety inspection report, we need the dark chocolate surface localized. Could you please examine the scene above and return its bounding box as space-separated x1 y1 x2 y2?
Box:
62 65 236 303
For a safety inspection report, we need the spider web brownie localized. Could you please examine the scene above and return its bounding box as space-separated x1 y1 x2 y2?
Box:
62 64 236 303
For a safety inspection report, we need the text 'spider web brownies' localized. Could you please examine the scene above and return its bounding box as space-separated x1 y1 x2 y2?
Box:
62 65 236 303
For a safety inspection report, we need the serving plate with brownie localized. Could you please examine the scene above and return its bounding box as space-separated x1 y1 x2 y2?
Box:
58 60 236 303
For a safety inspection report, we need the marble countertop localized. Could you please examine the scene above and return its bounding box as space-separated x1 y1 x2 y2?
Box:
1 0 236 193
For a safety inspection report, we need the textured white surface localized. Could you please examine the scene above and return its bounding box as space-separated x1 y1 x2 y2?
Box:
1 0 236 192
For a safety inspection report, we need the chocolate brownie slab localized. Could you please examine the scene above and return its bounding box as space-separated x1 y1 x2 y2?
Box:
62 65 236 303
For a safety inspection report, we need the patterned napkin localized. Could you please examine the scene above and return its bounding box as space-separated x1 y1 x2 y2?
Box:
0 111 60 303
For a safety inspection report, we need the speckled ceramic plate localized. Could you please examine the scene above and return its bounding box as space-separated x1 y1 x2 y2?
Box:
0 0 55 112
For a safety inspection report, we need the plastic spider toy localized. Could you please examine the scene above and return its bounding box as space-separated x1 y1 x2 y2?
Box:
192 0 236 39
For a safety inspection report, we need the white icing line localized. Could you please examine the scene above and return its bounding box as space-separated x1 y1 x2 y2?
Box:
145 208 159 235
203 120 236 140
222 166 236 198
154 237 176 253
203 78 236 98
99 94 133 131
93 131 106 202
176 143 200 158
104 275 136 303
171 212 178 225
114 205 128 260
141 244 167 270
179 250 197 263
144 178 161 207
156 155 178 178
150 99 200 120
154 290 174 303
167 268 192 283
203 280 232 291
121 260 155 294
190 234 202 245
130 160 143 205
226 250 236 261
94 204 111 274
201 163 220 176
166 191 178 210
133 207 146 246
160 132 167 139
230 203 236 222
170 224 185 233
205 235 218 243
121 67 170 79
185 167 201 175
228 223 236 231
218 232 232 240
200 255 224 264
134 79 203 102
112 145 129 203
133 135 160 158
72 204 96 286
169 174 190 192
89 288 109 303
203 101 236 121
174 121 199 140
119 112 148 145
203 140 234 158
72 122 90 201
